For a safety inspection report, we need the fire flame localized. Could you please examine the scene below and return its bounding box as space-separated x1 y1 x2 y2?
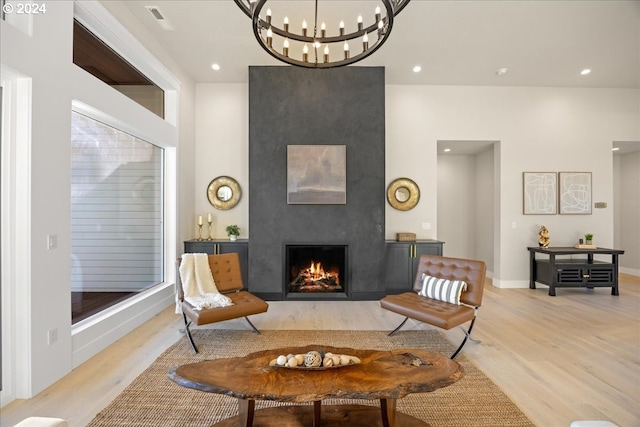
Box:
305 260 338 283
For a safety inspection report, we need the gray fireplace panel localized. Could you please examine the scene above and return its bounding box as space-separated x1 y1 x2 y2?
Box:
248 66 386 300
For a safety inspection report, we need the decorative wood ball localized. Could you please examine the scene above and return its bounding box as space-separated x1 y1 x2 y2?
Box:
276 355 287 366
340 355 351 366
287 356 299 367
295 354 305 365
323 356 334 367
304 351 322 367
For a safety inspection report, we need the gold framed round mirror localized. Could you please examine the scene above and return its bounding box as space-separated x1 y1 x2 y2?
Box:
387 178 420 211
207 176 241 210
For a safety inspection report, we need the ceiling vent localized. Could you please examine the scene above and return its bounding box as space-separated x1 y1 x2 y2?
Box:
145 6 174 31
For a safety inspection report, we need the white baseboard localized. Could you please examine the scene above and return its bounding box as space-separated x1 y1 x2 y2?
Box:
619 267 640 277
491 279 531 289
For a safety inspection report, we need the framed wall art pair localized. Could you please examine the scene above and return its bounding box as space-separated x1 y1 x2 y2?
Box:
522 171 592 215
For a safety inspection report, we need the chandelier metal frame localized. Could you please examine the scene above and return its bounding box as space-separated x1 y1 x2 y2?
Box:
233 0 411 68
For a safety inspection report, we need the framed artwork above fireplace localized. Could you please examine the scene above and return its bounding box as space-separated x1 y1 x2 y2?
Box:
287 145 346 204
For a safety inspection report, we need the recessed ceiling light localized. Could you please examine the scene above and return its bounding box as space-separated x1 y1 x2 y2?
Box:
413 65 422 73
211 63 221 71
580 69 591 75
443 148 451 153
496 68 508 76
612 147 620 151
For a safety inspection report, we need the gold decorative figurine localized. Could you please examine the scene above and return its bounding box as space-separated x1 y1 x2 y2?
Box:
538 226 550 248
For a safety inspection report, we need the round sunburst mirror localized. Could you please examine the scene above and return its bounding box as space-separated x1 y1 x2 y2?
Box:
387 178 420 211
207 176 242 210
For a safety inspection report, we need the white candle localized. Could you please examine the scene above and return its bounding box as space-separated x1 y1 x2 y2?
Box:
198 216 203 225
207 213 212 223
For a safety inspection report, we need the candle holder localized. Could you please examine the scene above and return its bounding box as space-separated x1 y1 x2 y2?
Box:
197 224 203 241
207 220 213 241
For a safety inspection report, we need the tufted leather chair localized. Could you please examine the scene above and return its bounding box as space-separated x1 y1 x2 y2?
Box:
380 254 486 359
178 252 269 353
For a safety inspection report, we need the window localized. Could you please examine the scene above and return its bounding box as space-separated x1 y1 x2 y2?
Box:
73 20 165 118
71 111 164 323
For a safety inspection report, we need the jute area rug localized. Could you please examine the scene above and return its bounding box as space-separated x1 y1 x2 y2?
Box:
88 329 534 427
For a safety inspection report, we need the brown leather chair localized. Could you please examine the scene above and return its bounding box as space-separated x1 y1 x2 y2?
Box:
380 254 486 359
177 252 269 353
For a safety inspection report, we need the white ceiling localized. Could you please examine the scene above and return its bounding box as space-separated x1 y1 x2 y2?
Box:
105 0 640 88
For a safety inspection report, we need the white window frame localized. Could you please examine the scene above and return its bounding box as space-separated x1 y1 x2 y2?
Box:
69 1 179 366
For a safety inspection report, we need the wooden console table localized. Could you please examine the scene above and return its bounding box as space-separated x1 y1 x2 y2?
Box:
168 345 462 427
528 246 625 296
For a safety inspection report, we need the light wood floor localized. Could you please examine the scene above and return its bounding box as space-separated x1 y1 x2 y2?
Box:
2 276 639 427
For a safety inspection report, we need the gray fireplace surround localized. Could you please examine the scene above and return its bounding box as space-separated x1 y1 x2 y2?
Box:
248 66 386 300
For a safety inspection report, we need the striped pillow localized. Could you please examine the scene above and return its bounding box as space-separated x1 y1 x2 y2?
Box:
418 274 467 305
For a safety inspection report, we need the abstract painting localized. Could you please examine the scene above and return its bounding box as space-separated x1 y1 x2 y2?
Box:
287 145 346 204
559 171 592 214
523 172 557 214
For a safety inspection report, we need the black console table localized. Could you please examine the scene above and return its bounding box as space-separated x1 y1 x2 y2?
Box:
528 246 625 296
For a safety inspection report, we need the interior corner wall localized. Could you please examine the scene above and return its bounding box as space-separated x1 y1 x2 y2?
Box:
475 148 495 273
248 66 386 300
437 154 476 259
616 150 640 273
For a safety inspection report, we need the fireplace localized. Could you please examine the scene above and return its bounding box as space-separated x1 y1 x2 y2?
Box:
285 244 348 298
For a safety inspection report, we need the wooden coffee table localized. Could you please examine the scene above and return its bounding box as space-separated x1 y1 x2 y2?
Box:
168 344 463 427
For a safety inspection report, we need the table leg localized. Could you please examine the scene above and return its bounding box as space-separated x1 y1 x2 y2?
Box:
313 400 322 427
238 398 255 427
548 254 556 296
529 250 536 289
612 254 620 296
380 398 397 427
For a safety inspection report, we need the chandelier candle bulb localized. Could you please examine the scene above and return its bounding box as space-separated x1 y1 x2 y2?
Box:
375 6 381 22
323 45 329 63
321 22 326 38
302 44 309 62
339 20 345 36
344 41 349 59
283 39 289 57
363 33 369 50
357 15 363 31
266 27 273 46
302 19 307 36
265 8 271 24
283 16 289 31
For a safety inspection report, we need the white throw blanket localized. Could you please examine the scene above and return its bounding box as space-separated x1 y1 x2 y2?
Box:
176 253 233 313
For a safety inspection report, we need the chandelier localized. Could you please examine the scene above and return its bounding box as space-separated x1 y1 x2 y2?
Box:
233 0 412 68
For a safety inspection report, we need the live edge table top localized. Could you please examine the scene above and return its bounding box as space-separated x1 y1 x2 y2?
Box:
168 345 463 402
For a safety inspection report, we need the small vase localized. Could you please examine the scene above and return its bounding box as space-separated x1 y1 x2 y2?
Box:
229 235 237 241
586 240 592 245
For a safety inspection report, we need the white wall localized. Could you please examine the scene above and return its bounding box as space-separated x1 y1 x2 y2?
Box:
436 146 496 275
614 150 640 274
475 148 496 274
437 154 477 259
386 85 639 286
194 84 249 239
195 83 639 288
1 0 195 400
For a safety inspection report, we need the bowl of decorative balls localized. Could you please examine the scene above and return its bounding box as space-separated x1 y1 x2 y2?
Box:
269 349 361 370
